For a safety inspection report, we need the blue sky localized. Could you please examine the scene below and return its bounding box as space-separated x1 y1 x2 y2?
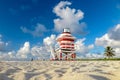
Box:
0 0 120 60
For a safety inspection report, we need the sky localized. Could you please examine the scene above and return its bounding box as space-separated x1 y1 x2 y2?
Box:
0 0 120 60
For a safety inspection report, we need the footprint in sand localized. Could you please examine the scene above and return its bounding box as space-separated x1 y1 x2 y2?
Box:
54 69 67 77
92 69 103 72
80 64 87 67
89 74 110 80
0 74 13 80
24 72 41 80
44 73 52 80
54 69 66 74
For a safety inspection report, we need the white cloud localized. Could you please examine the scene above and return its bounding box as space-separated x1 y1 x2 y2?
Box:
75 38 94 54
114 48 120 58
0 41 31 60
43 34 57 59
95 32 120 48
8 51 16 58
0 35 53 60
30 34 56 60
31 46 50 60
0 52 10 59
108 24 120 40
85 53 104 59
21 23 47 37
43 34 56 47
95 24 120 57
43 35 96 59
15 34 56 59
0 50 16 60
0 34 14 60
0 41 50 60
0 34 8 51
53 1 86 34
16 42 30 58
74 38 104 59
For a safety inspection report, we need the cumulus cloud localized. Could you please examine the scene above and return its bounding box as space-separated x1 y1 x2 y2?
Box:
0 35 15 60
108 24 120 40
8 51 16 58
75 38 94 54
53 1 86 34
43 34 56 47
0 41 31 60
0 52 12 60
28 34 57 60
74 38 105 59
0 34 8 51
95 24 120 57
95 27 120 48
16 42 30 58
0 34 103 60
16 41 52 60
21 23 47 37
43 34 96 59
84 53 104 59
114 48 120 58
0 37 53 60
31 46 50 60
30 34 57 60
0 35 50 60
43 34 56 46
43 34 57 59
15 34 56 60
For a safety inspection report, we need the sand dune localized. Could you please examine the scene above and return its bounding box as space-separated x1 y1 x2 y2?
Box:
0 61 120 80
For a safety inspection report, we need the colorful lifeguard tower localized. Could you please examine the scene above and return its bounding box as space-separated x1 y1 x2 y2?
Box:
50 28 76 60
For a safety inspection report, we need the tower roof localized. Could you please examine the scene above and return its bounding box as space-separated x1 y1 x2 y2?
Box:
56 28 76 41
63 28 70 33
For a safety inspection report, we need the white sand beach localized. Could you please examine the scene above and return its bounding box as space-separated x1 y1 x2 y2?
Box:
0 61 120 80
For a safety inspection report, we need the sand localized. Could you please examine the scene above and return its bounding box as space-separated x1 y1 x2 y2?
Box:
0 61 120 80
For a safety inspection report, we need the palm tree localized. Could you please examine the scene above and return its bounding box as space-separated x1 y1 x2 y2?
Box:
104 46 115 59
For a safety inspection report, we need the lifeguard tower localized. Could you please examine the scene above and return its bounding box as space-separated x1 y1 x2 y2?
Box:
50 28 76 60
